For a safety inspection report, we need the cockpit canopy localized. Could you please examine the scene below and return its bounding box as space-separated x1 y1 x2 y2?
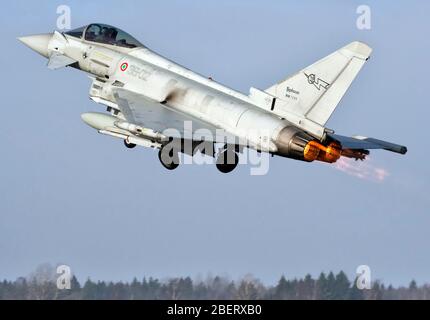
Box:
65 24 144 49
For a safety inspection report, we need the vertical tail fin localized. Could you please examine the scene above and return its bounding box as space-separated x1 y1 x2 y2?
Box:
265 42 372 126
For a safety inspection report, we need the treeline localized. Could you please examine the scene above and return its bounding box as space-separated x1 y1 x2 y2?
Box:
1 270 429 300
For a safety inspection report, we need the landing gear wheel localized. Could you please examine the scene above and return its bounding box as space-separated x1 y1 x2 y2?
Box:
216 150 239 173
124 140 136 149
158 147 180 171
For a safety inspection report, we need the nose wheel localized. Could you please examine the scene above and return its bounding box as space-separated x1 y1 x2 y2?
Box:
124 140 136 149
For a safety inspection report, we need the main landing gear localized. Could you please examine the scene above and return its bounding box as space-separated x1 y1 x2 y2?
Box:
215 148 239 174
128 141 239 173
156 145 239 173
158 146 180 171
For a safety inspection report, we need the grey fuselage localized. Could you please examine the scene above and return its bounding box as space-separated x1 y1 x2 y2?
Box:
63 34 313 153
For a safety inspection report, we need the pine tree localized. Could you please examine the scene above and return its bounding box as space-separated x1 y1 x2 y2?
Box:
348 277 365 300
130 277 141 300
82 279 97 300
333 271 351 299
141 277 150 299
147 277 161 299
178 277 193 299
316 273 329 300
325 272 336 299
275 275 291 299
370 281 383 300
236 279 259 300
408 280 419 299
193 282 209 300
304 274 316 299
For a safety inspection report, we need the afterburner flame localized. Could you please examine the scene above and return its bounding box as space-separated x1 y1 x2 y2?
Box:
304 141 341 163
303 142 320 161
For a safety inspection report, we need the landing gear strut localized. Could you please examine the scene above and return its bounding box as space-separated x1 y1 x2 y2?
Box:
216 149 239 173
158 146 180 171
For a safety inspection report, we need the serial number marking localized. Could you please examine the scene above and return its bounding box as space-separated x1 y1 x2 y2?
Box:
211 304 262 315
127 64 154 81
285 93 298 101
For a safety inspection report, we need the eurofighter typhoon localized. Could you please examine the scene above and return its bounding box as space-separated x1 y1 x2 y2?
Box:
19 24 407 173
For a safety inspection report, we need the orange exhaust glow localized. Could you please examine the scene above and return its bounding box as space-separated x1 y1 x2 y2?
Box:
303 142 320 161
304 141 342 163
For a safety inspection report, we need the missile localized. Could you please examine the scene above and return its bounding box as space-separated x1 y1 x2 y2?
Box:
81 112 166 139
81 112 163 149
98 130 162 149
125 135 162 149
115 121 166 140
81 112 118 131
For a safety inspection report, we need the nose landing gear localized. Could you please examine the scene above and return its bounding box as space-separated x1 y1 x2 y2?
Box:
124 140 136 149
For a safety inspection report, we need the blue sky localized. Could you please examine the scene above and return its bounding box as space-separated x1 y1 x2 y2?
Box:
0 0 429 286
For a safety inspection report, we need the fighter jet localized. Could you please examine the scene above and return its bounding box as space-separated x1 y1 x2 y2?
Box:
19 23 406 173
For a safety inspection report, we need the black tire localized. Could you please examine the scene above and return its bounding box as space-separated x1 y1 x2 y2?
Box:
158 148 180 171
124 140 137 149
216 150 239 173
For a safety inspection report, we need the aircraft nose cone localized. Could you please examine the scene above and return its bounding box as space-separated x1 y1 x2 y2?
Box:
18 33 53 58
